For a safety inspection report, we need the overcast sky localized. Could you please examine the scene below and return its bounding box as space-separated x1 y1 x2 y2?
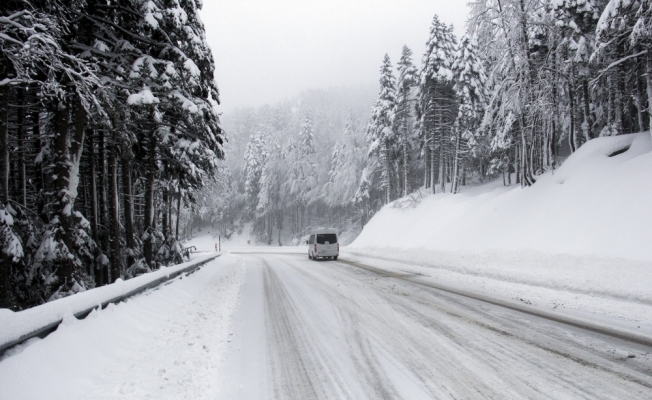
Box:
200 1 470 113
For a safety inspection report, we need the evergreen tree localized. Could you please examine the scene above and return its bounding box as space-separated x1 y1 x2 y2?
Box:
367 54 397 204
452 34 488 193
395 46 418 197
243 132 266 214
597 0 652 139
418 15 457 194
0 0 225 308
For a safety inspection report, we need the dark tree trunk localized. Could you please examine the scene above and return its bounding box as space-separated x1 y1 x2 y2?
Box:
0 86 8 205
32 112 47 224
108 134 121 282
51 96 87 286
175 189 181 240
452 129 461 194
16 91 26 207
167 189 172 237
582 79 593 141
52 98 73 285
162 189 168 238
99 130 108 251
569 80 577 153
143 129 157 268
89 130 102 286
122 155 135 268
0 86 9 309
646 49 652 137
97 129 109 283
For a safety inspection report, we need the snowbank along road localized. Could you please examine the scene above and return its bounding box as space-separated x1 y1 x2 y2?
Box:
221 251 652 399
0 255 246 400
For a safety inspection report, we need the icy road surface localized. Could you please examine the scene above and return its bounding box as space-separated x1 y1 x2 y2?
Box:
221 251 652 399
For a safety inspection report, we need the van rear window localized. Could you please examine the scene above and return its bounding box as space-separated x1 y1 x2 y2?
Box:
316 234 337 244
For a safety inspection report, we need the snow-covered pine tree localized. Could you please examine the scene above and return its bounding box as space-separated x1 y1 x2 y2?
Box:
553 0 602 144
452 34 488 193
326 114 367 209
25 0 104 302
0 0 226 307
597 0 652 139
243 132 267 215
256 131 284 244
395 46 418 197
288 114 317 225
126 0 224 269
469 0 551 187
418 15 457 194
367 54 397 204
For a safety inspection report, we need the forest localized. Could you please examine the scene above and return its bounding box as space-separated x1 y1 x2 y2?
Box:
211 0 652 248
0 0 223 309
2 0 651 310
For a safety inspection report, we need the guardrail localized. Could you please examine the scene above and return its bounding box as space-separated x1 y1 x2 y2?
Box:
0 253 221 357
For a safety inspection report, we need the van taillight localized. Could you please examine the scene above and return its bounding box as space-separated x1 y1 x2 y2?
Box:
337 243 339 251
314 244 317 252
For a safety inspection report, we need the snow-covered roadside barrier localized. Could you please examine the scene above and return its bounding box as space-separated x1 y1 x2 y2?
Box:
0 253 220 356
0 254 246 399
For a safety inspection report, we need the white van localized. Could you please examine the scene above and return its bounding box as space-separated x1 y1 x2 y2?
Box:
307 228 339 260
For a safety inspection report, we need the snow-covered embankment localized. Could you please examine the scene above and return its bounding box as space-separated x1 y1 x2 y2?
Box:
345 132 652 332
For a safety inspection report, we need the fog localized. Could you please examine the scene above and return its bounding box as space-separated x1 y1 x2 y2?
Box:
200 0 470 113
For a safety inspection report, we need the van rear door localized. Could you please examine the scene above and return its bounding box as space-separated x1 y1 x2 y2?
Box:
316 233 337 254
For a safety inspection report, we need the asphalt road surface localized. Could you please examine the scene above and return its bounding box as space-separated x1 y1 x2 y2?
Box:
218 252 652 399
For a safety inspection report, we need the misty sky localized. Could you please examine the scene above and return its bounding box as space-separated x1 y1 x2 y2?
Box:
200 1 470 113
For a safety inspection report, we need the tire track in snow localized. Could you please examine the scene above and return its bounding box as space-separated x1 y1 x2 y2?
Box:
266 253 652 399
263 263 320 399
262 256 401 399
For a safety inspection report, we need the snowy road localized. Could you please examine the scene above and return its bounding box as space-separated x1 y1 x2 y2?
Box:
220 252 652 399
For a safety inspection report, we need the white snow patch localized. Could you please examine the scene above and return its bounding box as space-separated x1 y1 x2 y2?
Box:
183 58 201 77
127 87 159 106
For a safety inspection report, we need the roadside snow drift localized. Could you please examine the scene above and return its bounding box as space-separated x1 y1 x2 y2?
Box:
347 132 652 330
352 132 652 261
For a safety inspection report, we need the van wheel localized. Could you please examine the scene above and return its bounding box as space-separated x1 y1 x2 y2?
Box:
309 254 312 259
334 256 338 261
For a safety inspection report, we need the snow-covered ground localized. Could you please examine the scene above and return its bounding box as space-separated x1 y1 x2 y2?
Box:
347 132 652 335
0 255 246 400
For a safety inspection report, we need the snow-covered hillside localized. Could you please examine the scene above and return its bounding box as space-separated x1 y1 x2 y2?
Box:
352 132 652 261
346 132 652 332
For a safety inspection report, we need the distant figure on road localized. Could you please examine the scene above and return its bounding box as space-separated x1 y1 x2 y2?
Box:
247 240 251 245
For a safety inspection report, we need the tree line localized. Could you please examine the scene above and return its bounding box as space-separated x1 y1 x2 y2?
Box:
0 0 223 310
363 0 652 208
223 0 652 249
203 88 371 246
